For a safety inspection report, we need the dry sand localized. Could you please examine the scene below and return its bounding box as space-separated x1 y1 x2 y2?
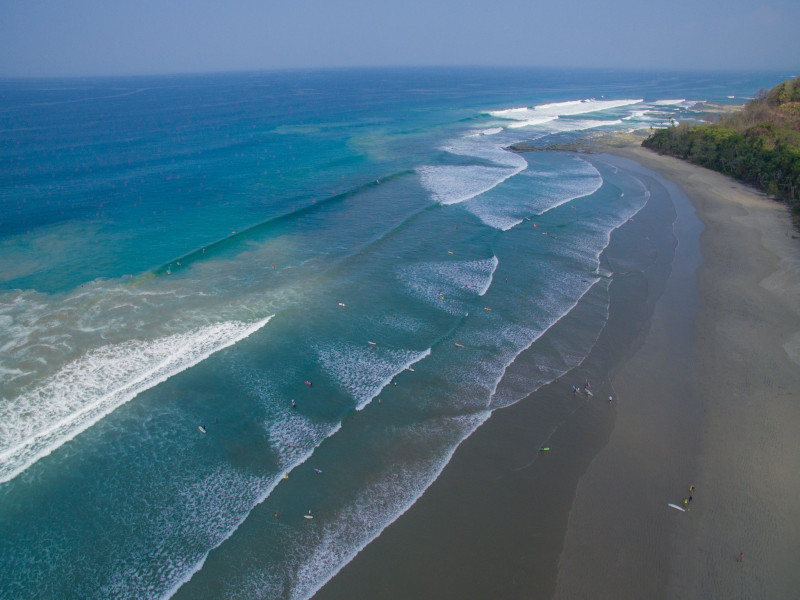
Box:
555 146 800 599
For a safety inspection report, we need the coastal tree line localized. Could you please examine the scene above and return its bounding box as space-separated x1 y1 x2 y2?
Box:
642 76 800 216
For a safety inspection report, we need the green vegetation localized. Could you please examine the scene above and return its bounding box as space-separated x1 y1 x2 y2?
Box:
643 76 800 216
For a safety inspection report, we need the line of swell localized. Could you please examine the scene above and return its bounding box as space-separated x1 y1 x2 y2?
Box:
148 170 415 277
0 316 273 486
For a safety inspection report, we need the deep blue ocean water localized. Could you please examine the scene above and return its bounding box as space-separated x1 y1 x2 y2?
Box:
0 67 788 599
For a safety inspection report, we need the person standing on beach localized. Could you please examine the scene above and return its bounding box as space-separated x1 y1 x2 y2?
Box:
737 552 744 563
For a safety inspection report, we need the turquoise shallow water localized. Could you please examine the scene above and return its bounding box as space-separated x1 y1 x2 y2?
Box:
0 67 788 599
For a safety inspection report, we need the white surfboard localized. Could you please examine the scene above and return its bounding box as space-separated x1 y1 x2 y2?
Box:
667 503 686 512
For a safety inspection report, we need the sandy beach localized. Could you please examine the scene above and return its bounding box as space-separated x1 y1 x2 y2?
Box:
312 146 800 600
558 146 800 600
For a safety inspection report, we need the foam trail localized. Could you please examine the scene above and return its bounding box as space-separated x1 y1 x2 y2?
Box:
417 142 527 205
397 257 499 312
417 164 523 205
489 98 643 126
480 256 499 296
160 420 342 600
464 154 603 230
546 118 624 133
0 316 273 484
316 344 432 411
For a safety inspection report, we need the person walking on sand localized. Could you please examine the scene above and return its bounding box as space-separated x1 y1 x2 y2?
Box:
737 552 744 563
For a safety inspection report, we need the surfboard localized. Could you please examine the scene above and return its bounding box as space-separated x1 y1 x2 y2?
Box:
454 342 465 348
198 426 206 434
304 515 314 519
584 389 593 397
667 503 686 512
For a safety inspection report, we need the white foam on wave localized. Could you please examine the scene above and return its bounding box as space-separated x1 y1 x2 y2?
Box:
266 406 337 467
160 393 344 600
452 141 527 169
397 257 499 311
417 164 520 206
417 139 527 205
489 98 643 126
464 154 603 230
479 256 500 296
468 127 504 136
105 464 275 600
653 99 686 105
547 118 624 133
315 343 431 410
504 116 560 129
0 316 273 485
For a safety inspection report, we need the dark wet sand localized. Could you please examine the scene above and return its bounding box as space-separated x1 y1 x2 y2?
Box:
312 147 800 600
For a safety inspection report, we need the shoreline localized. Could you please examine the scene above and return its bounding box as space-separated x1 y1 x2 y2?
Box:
312 149 685 599
311 146 800 599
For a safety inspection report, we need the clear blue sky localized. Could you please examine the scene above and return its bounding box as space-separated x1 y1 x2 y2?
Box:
1 0 798 77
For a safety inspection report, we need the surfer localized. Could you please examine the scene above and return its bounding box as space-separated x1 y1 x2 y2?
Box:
304 380 312 386
573 385 579 394
292 399 296 408
314 468 322 474
198 425 206 434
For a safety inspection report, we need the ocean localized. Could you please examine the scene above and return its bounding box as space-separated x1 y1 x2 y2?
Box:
0 67 787 599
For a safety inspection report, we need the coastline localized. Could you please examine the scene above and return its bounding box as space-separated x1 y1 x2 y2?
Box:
312 145 800 599
310 148 681 599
